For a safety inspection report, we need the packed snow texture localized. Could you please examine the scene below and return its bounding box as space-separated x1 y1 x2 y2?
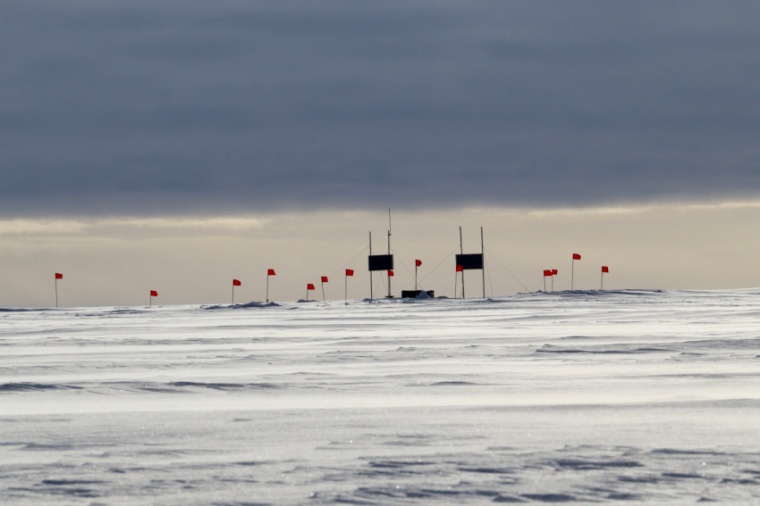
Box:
1 290 759 504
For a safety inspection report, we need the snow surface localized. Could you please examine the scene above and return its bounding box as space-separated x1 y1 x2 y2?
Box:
1 289 760 504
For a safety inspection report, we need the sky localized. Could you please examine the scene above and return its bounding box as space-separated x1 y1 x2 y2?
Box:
2 1 760 306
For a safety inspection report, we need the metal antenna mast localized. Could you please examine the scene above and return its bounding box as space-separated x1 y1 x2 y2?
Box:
387 209 392 298
481 227 486 298
459 226 465 299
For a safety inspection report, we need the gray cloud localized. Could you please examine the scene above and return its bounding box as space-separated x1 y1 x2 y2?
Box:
2 0 760 217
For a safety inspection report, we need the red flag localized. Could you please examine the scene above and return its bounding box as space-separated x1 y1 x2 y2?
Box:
388 270 394 277
551 269 558 275
346 269 354 277
150 290 158 297
232 279 242 286
307 283 315 290
456 265 463 272
415 259 422 267
573 253 581 260
321 276 328 283
601 266 609 273
543 269 552 277
55 273 63 280
267 268 276 276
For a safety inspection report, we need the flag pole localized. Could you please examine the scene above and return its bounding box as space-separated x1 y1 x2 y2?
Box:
232 283 235 305
55 277 59 308
266 270 277 303
601 269 604 290
551 273 554 292
344 273 348 305
321 279 326 301
415 263 418 291
305 283 314 301
571 255 576 290
544 271 554 291
571 253 582 290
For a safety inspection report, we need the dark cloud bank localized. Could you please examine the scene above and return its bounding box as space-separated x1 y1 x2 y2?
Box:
2 1 760 217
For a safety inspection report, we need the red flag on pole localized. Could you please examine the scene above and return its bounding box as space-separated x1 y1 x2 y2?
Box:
551 269 558 275
456 265 463 272
388 270 394 277
543 269 552 277
601 266 609 273
307 283 315 290
571 254 581 289
267 269 276 276
415 259 422 267
344 269 353 304
150 290 158 297
54 272 63 307
232 279 242 286
321 276 328 283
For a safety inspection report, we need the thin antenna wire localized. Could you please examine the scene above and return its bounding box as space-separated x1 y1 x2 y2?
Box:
417 244 461 285
484 246 530 292
328 245 369 280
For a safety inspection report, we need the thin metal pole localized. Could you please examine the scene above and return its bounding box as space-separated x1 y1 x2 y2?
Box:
601 271 604 290
415 264 418 291
459 226 465 299
369 231 373 301
321 281 326 301
387 209 391 298
55 279 59 308
266 275 270 303
481 227 485 299
232 285 235 305
571 258 575 290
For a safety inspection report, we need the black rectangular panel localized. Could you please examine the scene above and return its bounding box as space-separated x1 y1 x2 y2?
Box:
401 290 435 298
368 254 394 271
455 253 483 270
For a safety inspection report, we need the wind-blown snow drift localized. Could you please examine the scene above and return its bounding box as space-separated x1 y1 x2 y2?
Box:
1 290 759 504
